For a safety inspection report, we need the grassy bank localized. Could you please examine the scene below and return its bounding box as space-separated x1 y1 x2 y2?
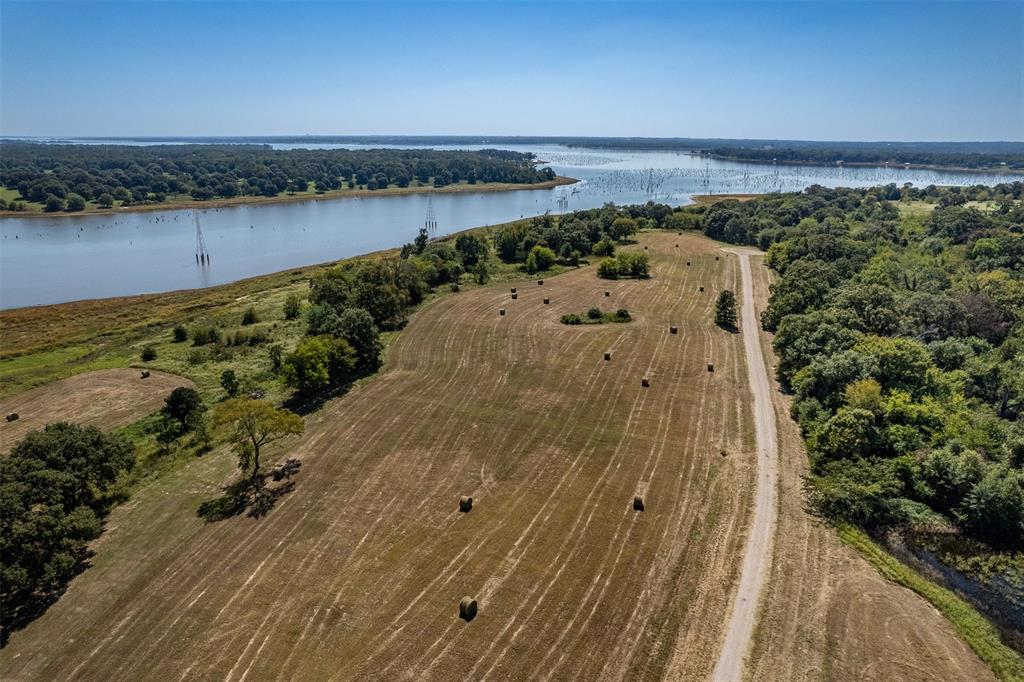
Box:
0 219 570 398
836 524 1024 681
0 176 577 218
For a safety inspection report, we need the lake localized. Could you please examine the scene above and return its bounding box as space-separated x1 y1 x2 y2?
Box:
0 144 1015 309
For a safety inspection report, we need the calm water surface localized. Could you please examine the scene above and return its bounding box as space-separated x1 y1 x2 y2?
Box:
0 144 1014 309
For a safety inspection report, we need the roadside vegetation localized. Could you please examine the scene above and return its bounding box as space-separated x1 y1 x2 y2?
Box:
684 180 1024 661
0 143 557 214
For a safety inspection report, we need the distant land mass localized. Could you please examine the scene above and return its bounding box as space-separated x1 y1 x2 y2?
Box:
9 135 1022 170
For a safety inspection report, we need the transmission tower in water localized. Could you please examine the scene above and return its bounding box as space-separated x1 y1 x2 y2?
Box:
425 198 438 237
194 211 210 265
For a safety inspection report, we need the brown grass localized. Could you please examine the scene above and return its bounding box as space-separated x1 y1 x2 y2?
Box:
0 232 757 681
0 369 193 452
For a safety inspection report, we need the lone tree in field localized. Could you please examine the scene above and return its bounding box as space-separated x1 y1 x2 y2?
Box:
214 399 304 482
715 290 738 330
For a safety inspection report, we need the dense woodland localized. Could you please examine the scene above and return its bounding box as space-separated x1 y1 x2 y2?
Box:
691 183 1024 561
0 143 555 211
702 145 1024 170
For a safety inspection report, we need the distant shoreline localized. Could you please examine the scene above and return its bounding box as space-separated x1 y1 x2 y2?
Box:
698 153 1024 176
0 175 578 220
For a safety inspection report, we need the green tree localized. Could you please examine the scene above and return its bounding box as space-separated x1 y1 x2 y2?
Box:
214 399 304 482
282 335 357 394
333 307 382 369
44 194 65 212
609 217 638 241
97 192 114 208
525 245 556 273
715 290 738 330
473 260 490 285
64 193 86 211
414 227 429 254
172 324 188 343
455 233 488 266
162 387 205 432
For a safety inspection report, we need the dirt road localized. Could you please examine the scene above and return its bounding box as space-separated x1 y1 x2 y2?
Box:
711 249 779 681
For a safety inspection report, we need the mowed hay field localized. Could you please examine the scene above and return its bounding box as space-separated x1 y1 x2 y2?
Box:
0 232 759 681
0 368 193 452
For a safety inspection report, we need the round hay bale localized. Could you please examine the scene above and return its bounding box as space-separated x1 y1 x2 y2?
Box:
511 293 518 300
641 377 650 388
633 495 645 511
670 326 678 334
686 261 691 266
460 596 478 621
459 496 473 513
604 291 610 297
643 246 648 250
675 244 679 248
511 287 517 293
543 298 549 304
707 363 715 372
699 286 704 292
715 256 720 261
140 370 150 379
6 413 19 422
500 309 506 316
604 352 611 361
538 279 544 285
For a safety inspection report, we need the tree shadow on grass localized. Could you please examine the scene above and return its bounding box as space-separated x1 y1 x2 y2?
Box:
197 458 302 522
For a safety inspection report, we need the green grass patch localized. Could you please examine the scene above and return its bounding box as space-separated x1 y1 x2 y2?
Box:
836 523 1024 681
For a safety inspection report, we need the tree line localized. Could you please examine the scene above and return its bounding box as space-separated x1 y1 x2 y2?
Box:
0 143 555 211
686 183 1023 557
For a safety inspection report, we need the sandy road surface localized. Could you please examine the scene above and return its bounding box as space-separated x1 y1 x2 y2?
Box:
0 368 193 452
710 249 778 681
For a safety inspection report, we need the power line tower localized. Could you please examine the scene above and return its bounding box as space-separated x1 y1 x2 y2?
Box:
194 211 210 265
425 198 437 237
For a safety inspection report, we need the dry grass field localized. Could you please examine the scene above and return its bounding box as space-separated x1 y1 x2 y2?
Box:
0 232 758 680
0 369 193 452
0 232 996 681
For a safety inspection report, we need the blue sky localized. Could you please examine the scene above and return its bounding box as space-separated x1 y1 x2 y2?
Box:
1 1 1021 141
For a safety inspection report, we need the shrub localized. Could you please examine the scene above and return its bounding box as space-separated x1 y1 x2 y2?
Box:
220 369 240 396
592 238 615 257
172 324 188 343
450 283 460 292
616 251 650 278
241 306 258 325
192 326 220 346
587 307 603 320
44 194 65 212
597 258 619 279
268 344 283 372
561 313 583 325
615 309 631 321
283 293 301 320
140 345 157 361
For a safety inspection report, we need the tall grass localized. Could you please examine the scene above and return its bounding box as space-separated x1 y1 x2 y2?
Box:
836 523 1024 681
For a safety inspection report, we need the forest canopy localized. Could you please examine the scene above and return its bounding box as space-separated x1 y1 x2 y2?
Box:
0 142 555 211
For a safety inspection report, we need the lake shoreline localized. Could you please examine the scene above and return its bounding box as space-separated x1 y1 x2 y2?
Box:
0 175 578 220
